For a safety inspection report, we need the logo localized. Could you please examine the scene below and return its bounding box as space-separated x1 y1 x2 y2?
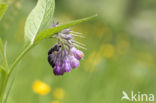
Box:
121 91 155 102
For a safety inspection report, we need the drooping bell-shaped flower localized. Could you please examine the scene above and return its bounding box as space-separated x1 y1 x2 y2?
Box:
62 59 71 72
69 56 80 68
70 47 84 60
53 63 64 75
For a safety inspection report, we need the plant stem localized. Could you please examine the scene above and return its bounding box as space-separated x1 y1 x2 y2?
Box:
0 73 8 103
0 44 32 103
9 44 32 74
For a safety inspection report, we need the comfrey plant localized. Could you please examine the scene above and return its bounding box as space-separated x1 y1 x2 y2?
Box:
0 0 96 103
48 23 84 75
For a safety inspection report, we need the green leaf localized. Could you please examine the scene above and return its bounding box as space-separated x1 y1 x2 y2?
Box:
0 65 5 72
0 38 8 70
34 14 97 45
0 3 8 21
0 65 7 102
0 38 4 54
0 65 6 87
24 0 55 44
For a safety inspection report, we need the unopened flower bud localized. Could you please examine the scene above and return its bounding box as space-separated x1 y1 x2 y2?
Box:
62 59 71 72
62 29 70 34
51 22 59 27
66 34 72 40
70 56 80 68
70 47 84 60
53 63 64 75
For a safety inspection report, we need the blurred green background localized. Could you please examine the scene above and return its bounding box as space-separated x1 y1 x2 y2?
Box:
0 0 156 103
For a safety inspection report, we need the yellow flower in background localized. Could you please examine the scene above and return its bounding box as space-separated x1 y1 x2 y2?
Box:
93 23 113 40
33 80 51 95
15 1 21 9
116 34 130 55
117 40 130 55
84 44 115 72
84 51 103 72
53 88 65 100
51 100 60 103
102 44 115 58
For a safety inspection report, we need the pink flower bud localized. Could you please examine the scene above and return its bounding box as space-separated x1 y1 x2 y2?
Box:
69 56 80 68
70 47 84 60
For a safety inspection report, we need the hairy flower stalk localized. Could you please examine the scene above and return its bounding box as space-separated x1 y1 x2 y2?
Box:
48 23 84 75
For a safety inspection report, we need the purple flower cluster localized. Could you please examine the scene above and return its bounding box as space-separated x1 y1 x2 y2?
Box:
48 23 84 76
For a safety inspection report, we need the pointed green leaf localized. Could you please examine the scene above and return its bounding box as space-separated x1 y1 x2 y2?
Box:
24 0 55 44
34 14 97 45
0 3 8 21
